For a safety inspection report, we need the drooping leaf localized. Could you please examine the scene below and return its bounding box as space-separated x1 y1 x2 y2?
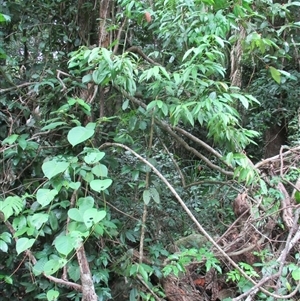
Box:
0 240 8 252
269 66 281 84
143 189 151 205
149 187 160 204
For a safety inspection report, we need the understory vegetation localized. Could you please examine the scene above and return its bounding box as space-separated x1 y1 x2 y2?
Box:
0 0 300 300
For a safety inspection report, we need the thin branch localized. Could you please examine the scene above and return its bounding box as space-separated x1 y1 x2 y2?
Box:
0 82 39 93
99 142 289 299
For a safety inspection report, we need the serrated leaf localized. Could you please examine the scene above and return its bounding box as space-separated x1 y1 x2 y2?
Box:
42 160 70 180
16 237 35 255
67 126 95 146
90 179 112 192
36 189 58 207
54 235 74 256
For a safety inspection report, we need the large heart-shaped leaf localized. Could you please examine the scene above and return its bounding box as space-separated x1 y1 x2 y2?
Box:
83 209 106 228
68 208 83 222
36 189 58 207
16 237 35 255
54 235 74 256
67 126 95 146
90 179 112 192
42 160 70 180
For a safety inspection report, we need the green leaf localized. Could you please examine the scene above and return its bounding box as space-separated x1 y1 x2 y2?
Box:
44 258 67 276
0 13 11 23
42 160 70 179
68 208 83 222
0 232 11 243
41 121 67 131
78 196 94 211
47 289 60 301
16 237 35 255
49 211 58 231
149 187 160 204
28 213 49 230
83 209 106 228
54 235 74 256
0 240 8 252
0 196 24 220
92 164 108 177
292 268 300 281
269 66 281 84
90 179 112 192
69 182 81 190
36 189 58 207
33 257 48 276
83 150 105 164
2 134 19 145
143 189 151 205
67 126 95 146
294 191 300 204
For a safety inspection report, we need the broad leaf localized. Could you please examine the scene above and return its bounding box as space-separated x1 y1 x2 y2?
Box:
54 235 74 256
16 237 35 255
43 258 67 276
84 150 105 164
67 126 95 146
269 66 281 84
47 289 60 301
28 213 49 230
36 189 58 207
83 208 106 228
68 208 83 222
42 160 70 179
90 179 112 192
143 189 151 205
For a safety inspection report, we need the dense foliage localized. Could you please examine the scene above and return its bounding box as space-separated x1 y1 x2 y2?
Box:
0 0 300 300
